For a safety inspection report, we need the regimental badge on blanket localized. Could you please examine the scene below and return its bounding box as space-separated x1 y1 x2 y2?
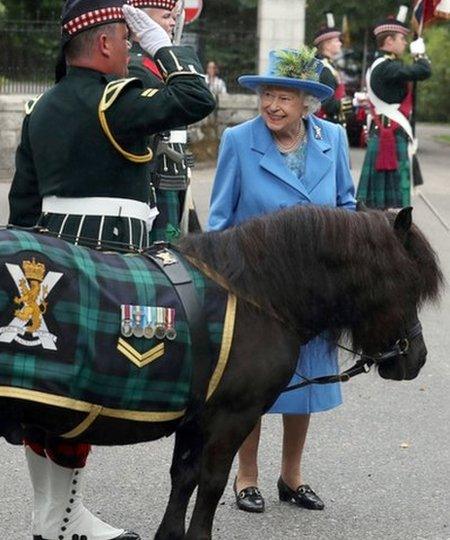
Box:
120 305 177 341
0 258 63 350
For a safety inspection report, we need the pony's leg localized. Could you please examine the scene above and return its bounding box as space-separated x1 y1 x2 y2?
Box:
155 420 203 540
185 409 261 540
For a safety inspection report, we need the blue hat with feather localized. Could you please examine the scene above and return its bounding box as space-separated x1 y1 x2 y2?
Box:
238 48 333 102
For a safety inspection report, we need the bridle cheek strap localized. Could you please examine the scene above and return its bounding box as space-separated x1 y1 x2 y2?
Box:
282 321 423 394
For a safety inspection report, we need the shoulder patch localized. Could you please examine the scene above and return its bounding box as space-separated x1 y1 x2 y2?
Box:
99 78 141 112
25 94 43 115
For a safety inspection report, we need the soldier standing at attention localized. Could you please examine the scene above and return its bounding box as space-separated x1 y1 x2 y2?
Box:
127 0 195 242
313 13 352 125
8 1 215 539
356 5 431 209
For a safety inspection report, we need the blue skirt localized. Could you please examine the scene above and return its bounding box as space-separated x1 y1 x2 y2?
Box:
268 334 342 415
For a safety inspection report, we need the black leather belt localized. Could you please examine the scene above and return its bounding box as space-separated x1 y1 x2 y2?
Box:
146 245 211 424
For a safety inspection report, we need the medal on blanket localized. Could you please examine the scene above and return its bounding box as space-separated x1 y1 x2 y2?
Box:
120 305 176 340
155 307 167 340
120 306 133 338
165 308 177 341
132 306 144 338
143 306 155 339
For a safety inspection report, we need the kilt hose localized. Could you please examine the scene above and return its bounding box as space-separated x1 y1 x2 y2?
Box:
0 229 234 467
357 129 410 209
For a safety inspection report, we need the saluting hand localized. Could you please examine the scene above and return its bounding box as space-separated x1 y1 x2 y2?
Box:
123 4 171 57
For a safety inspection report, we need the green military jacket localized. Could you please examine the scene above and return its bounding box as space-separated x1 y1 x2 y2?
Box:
370 51 431 104
316 53 341 121
128 43 190 191
9 45 215 227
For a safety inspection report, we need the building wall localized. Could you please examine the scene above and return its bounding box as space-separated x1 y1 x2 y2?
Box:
0 95 29 182
257 0 306 73
0 94 259 182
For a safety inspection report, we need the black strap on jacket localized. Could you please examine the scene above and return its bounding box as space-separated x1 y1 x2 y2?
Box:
145 244 211 425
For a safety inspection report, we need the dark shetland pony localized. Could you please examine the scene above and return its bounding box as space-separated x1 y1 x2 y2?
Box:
0 205 443 540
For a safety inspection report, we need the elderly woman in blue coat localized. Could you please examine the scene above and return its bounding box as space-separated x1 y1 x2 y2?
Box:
207 47 356 514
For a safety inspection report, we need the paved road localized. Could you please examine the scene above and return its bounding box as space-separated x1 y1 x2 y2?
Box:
1 124 449 539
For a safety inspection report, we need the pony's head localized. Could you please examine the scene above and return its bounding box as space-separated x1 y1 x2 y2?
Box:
370 207 442 381
181 206 443 382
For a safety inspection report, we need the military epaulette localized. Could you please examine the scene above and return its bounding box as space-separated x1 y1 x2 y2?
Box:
98 78 153 164
25 94 43 115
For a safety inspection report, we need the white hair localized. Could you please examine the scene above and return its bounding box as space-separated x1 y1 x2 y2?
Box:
303 94 321 115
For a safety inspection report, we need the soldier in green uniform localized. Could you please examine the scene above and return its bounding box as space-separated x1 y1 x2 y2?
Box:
313 13 352 125
356 6 431 209
8 1 214 539
127 0 194 243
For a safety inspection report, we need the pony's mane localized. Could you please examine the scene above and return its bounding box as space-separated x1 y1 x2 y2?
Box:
179 206 443 352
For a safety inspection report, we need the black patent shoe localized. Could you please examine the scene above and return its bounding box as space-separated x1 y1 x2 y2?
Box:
277 477 325 510
233 477 265 513
37 532 140 540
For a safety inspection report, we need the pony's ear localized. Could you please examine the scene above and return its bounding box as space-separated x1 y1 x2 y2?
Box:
394 207 413 238
356 201 368 212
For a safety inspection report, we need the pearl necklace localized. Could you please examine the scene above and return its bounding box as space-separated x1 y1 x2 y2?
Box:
274 120 306 153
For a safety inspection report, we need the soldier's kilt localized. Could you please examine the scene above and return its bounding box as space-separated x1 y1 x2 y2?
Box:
150 189 181 243
357 129 410 209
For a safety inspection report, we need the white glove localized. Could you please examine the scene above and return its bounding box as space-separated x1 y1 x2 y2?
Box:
410 37 426 56
123 4 171 57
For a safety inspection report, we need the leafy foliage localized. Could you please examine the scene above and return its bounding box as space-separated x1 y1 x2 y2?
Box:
305 0 400 49
416 24 450 122
274 47 321 81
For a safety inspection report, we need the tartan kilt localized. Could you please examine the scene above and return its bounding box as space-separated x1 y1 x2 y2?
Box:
149 189 182 243
357 129 411 209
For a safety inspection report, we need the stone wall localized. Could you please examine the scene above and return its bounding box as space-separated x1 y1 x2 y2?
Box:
0 95 31 182
0 93 258 181
188 93 258 163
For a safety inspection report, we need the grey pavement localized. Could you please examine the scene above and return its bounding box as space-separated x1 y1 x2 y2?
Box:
1 124 450 539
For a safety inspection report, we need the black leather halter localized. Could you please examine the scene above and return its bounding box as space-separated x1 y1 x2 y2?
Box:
282 320 423 393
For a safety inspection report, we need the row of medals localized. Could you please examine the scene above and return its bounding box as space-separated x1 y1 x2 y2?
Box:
121 319 177 341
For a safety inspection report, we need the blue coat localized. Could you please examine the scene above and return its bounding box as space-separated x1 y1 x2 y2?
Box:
207 114 356 414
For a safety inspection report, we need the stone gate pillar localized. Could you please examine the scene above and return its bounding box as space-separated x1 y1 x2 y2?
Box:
257 0 306 73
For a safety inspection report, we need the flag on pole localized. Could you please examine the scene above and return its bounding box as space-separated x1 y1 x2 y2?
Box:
412 0 450 33
434 0 450 19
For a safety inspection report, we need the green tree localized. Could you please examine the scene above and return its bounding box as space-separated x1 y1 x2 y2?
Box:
2 0 60 20
305 0 400 49
416 24 450 122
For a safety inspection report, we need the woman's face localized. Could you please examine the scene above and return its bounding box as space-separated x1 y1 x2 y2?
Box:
259 86 305 135
207 62 217 77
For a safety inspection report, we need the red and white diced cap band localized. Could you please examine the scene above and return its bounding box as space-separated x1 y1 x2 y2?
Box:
63 6 124 36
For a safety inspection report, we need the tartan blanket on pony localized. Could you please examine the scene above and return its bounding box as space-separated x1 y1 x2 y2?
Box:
0 229 235 422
